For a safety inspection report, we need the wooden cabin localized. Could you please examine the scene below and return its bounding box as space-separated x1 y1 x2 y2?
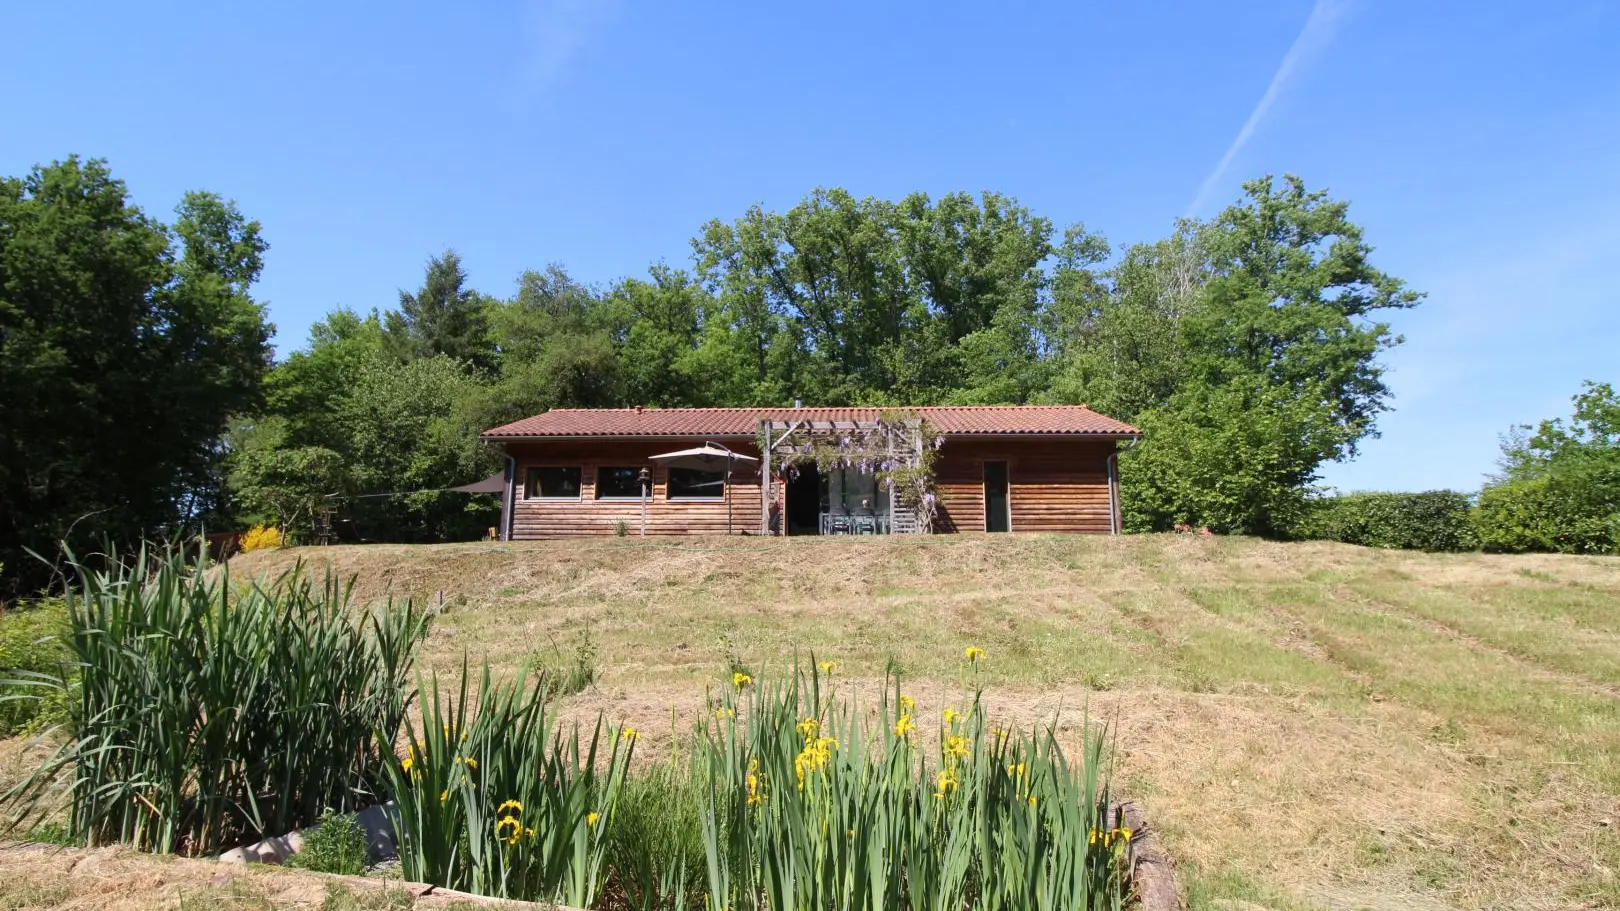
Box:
481 406 1141 540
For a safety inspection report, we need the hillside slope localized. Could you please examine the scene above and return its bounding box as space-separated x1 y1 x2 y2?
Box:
231 535 1620 911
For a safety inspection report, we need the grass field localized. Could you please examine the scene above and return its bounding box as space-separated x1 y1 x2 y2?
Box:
7 534 1620 910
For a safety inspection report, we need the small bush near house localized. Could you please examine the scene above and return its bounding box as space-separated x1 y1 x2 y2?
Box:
240 524 284 552
0 599 73 738
1298 490 1478 552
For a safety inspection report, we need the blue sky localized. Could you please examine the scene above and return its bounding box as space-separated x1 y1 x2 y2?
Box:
4 1 1617 493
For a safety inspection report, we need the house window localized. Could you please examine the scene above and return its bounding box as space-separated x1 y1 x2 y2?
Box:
526 467 581 499
667 466 725 500
596 466 644 499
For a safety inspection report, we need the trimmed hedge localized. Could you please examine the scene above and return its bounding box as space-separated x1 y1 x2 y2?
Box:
1474 476 1619 555
1299 490 1478 552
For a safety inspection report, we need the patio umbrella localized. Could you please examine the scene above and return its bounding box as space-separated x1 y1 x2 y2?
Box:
648 443 758 535
646 444 759 470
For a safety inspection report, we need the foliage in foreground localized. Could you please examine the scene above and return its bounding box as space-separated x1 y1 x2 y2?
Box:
384 662 631 907
0 544 430 854
0 599 73 738
385 657 1127 910
1297 490 1478 552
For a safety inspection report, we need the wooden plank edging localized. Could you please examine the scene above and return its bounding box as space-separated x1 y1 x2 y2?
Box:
1119 799 1184 911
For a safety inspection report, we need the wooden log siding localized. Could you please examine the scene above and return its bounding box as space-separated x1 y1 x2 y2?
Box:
507 441 764 538
504 436 1117 539
933 438 1116 535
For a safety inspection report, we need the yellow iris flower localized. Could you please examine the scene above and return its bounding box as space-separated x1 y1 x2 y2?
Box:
496 816 522 845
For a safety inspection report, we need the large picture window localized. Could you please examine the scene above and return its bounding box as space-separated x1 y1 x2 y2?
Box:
526 466 581 499
596 466 644 499
667 466 725 500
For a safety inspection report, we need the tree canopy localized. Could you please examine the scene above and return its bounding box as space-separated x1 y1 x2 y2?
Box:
2 155 1443 589
0 157 272 592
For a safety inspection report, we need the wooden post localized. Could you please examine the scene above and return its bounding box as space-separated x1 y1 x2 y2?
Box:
760 420 772 536
639 466 650 537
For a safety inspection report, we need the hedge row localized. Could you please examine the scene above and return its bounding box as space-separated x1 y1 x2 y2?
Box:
1296 490 1479 552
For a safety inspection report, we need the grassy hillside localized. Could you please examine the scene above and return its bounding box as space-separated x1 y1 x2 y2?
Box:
226 535 1620 911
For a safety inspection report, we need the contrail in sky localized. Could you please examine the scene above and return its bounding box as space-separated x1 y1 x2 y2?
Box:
1186 0 1352 216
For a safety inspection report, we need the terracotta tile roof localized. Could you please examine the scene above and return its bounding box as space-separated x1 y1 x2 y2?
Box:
482 405 1139 439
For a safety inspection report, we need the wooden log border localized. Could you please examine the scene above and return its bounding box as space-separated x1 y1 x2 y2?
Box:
1117 798 1184 910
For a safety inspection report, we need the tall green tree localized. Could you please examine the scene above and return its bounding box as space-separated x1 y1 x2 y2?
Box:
1053 176 1420 534
471 265 624 428
336 354 498 542
385 250 494 372
0 157 272 591
691 188 1063 405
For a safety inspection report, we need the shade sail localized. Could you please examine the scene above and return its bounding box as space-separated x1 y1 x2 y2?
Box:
647 444 759 471
450 472 507 494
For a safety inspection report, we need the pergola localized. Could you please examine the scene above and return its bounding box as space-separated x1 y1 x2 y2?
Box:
757 416 931 535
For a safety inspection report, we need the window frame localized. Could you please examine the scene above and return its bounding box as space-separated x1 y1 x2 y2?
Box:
525 465 583 500
666 465 727 502
594 465 646 500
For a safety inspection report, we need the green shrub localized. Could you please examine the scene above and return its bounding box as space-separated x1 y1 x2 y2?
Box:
285 810 369 876
0 600 74 737
1298 490 1478 552
517 627 597 698
605 762 707 911
1473 476 1619 554
0 543 431 855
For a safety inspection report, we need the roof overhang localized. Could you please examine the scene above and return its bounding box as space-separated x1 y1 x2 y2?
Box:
483 430 1142 443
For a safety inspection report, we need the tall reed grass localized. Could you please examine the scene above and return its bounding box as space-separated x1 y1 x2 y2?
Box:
384 660 633 906
1 544 429 855
695 660 1125 911
386 656 1128 910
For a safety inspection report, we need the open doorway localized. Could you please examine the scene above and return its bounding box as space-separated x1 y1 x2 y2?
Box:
984 460 1010 532
785 464 822 535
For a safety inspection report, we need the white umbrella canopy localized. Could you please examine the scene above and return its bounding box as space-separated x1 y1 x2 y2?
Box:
647 443 756 535
647 444 759 471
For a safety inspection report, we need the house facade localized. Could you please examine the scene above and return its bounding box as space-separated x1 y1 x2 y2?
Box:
480 406 1140 540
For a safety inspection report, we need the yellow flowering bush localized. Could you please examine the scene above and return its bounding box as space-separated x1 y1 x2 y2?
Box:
239 523 283 552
